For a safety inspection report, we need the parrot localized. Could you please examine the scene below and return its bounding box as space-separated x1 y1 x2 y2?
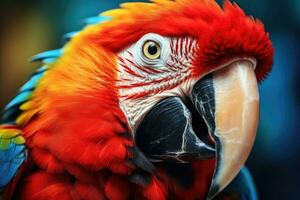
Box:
0 0 273 199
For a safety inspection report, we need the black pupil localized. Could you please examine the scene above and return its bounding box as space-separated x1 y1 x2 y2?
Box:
148 42 158 55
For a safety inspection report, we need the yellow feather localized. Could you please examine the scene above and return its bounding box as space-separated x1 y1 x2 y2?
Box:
120 2 152 9
12 135 26 145
20 101 34 110
101 9 129 18
0 139 10 150
0 128 24 149
16 113 31 125
150 0 173 4
0 129 22 138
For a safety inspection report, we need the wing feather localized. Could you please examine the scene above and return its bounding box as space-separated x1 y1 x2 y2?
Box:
0 126 26 189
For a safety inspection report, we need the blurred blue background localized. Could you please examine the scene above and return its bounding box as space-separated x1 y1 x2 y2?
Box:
0 0 299 199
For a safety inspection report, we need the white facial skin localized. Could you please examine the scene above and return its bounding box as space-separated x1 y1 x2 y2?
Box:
117 33 198 133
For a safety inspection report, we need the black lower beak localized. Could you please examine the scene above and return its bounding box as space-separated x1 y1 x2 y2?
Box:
135 97 215 163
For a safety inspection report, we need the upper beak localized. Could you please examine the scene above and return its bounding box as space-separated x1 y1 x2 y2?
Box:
191 60 259 199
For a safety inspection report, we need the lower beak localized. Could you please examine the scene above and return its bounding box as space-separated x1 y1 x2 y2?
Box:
135 96 215 163
191 60 259 199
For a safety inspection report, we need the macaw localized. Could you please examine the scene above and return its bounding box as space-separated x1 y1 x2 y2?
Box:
0 0 273 199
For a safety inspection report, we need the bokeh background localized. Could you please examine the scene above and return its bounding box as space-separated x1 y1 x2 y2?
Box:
0 0 299 199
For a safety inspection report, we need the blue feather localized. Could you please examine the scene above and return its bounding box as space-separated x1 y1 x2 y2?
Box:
63 31 79 41
223 167 258 200
43 57 59 64
0 140 26 188
5 91 32 110
35 65 48 73
20 72 44 92
0 153 25 187
0 144 25 162
1 106 20 124
31 49 63 62
1 65 48 124
84 16 111 25
239 167 258 200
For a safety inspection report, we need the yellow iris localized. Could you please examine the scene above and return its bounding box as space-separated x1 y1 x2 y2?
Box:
142 40 161 60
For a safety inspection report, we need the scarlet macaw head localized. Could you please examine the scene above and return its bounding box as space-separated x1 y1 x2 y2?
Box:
89 0 273 198
16 0 273 199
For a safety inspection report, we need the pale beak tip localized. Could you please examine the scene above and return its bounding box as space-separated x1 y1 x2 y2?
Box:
207 184 219 200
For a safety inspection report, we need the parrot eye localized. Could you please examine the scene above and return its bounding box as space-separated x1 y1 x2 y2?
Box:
142 40 161 60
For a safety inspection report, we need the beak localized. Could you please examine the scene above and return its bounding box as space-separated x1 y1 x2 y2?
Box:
191 60 259 199
134 59 259 198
